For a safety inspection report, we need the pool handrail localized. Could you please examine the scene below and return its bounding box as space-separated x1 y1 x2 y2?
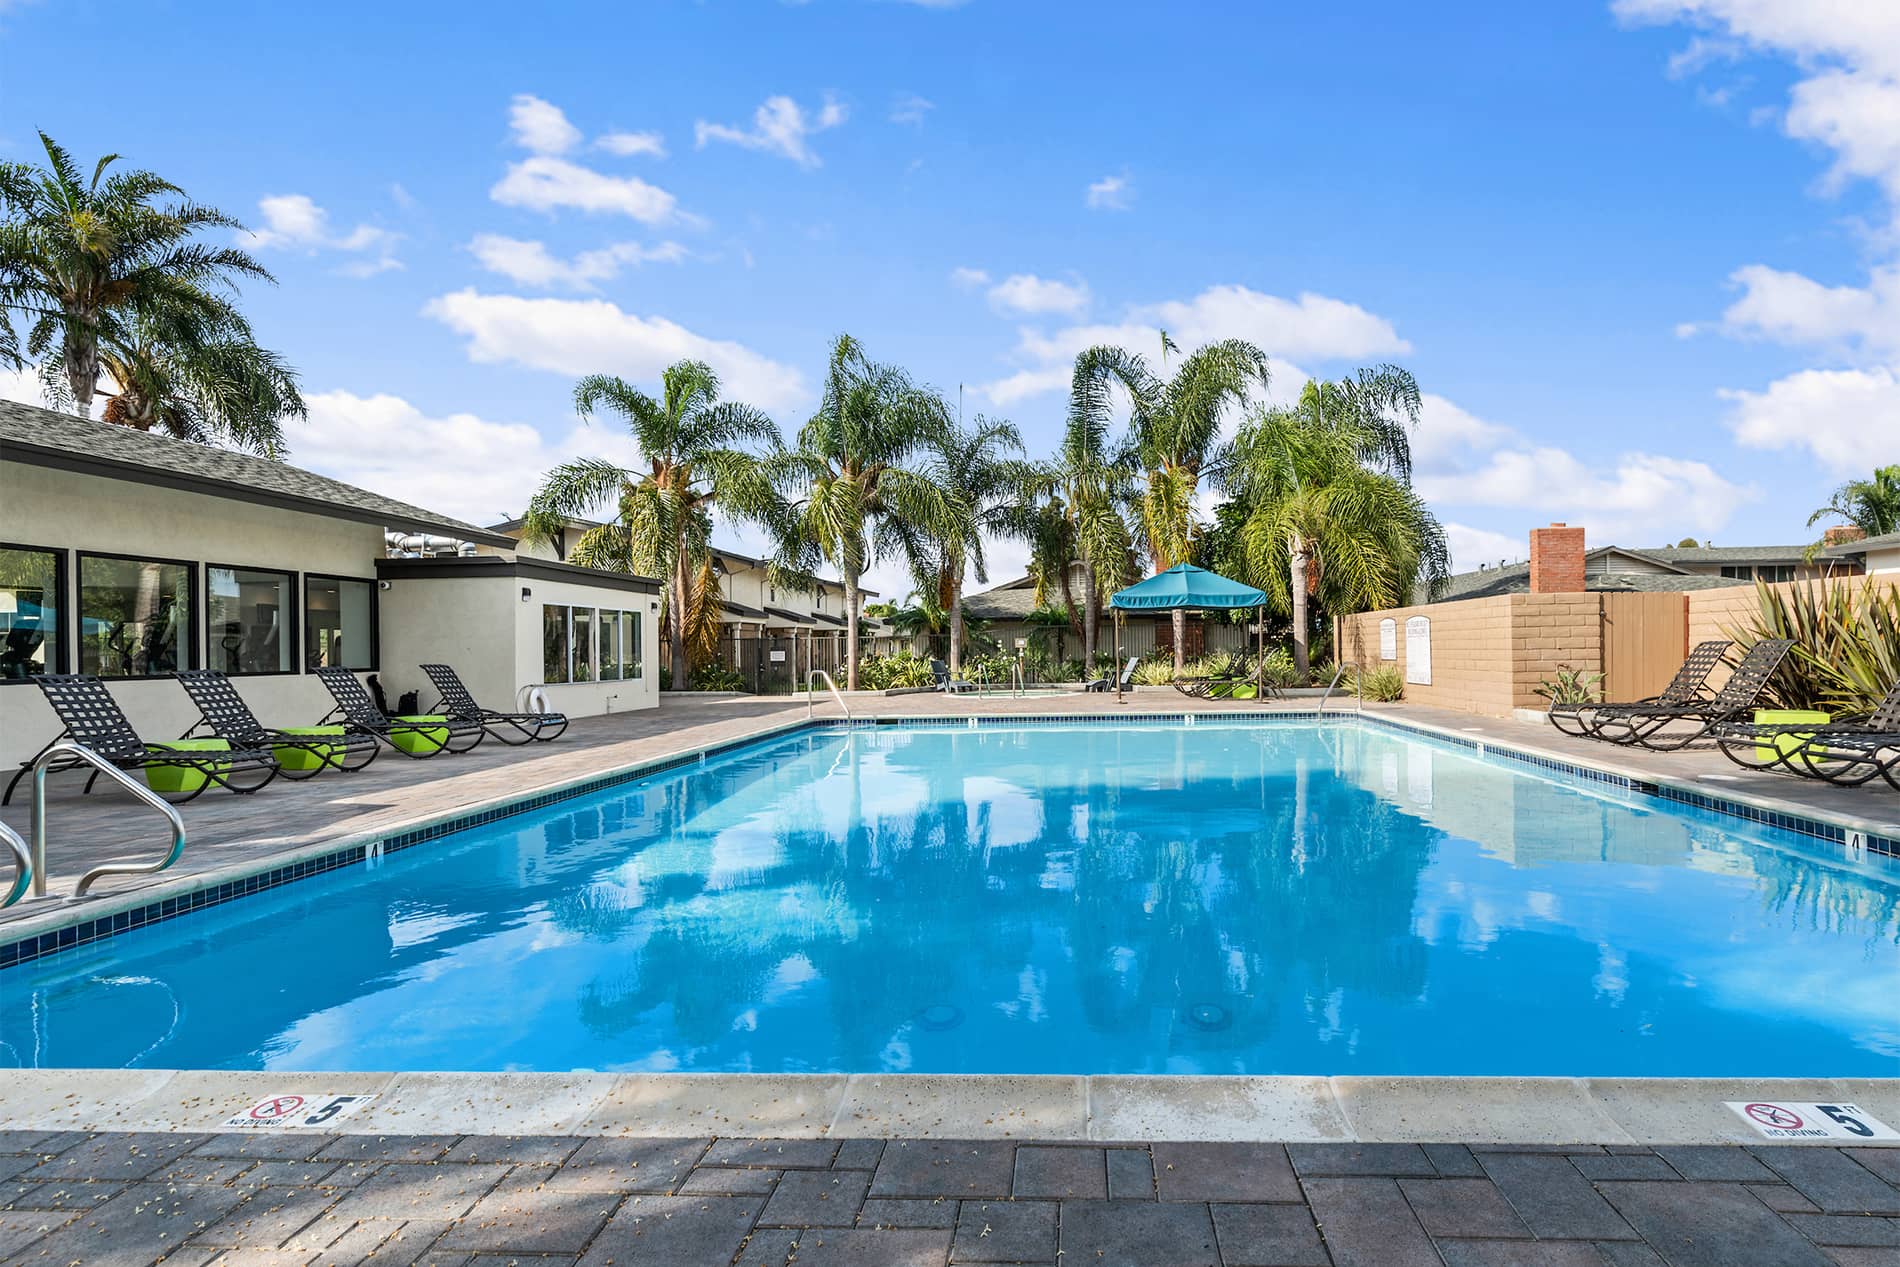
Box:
30 740 187 899
0 820 29 909
807 669 850 720
1314 662 1347 717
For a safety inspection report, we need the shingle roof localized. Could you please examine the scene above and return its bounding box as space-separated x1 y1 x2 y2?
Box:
1641 543 1814 565
1424 560 1750 603
1824 529 1900 557
964 582 1043 620
3 397 514 546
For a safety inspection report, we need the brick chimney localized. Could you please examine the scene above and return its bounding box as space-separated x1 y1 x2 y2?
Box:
1824 525 1867 546
1529 523 1586 594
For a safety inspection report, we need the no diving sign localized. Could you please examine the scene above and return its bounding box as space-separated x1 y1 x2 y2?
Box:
225 1093 375 1130
1726 1101 1899 1141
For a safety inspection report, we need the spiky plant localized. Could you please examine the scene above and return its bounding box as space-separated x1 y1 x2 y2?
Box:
766 334 954 689
0 132 282 427
1729 578 1900 717
524 361 781 686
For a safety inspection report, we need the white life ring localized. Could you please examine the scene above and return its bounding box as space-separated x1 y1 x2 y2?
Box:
517 685 552 714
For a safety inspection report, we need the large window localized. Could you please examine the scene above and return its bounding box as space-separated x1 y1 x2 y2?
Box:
208 565 295 675
599 610 623 681
572 607 596 682
627 610 643 679
78 554 195 678
0 544 63 682
543 604 571 684
305 575 375 670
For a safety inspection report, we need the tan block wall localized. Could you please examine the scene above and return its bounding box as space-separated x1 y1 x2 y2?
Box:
1339 593 1601 717
1687 574 1900 687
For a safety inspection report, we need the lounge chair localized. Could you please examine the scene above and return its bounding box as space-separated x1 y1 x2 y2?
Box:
175 670 379 779
1712 678 1900 787
1590 639 1795 751
421 663 568 745
1548 639 1730 738
1172 654 1269 700
929 658 977 694
2 674 279 805
314 666 484 758
1085 657 1141 693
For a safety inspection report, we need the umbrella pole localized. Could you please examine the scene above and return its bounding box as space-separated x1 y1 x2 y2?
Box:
1115 609 1123 705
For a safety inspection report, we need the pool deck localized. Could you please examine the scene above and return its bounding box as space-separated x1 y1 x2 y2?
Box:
0 1127 1896 1267
1 690 1896 1263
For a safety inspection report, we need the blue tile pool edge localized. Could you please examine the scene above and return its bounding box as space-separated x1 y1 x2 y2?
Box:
2 710 1893 972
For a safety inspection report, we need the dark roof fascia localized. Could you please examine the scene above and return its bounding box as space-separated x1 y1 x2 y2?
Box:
721 599 766 618
375 554 661 594
763 605 819 626
8 432 518 548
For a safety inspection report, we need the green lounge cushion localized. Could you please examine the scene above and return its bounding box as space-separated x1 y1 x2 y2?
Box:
389 714 450 754
273 725 348 771
1754 709 1830 761
143 738 231 794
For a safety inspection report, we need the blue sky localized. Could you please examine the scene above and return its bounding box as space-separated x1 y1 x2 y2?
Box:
3 0 1895 596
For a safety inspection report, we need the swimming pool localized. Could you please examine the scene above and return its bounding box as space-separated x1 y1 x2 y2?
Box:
2 719 1896 1076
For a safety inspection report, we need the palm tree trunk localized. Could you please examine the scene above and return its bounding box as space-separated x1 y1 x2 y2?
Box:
1171 609 1187 677
64 324 98 414
844 569 861 690
670 553 690 687
1288 535 1311 684
947 574 965 674
1080 561 1098 669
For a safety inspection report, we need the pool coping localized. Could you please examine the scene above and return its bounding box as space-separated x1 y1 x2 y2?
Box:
3 706 1896 1147
1 1067 1896 1146
4 705 1895 969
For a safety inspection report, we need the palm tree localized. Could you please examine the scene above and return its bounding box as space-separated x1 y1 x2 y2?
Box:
1213 366 1449 680
1124 334 1270 673
0 132 279 422
523 361 781 687
889 415 1029 672
1035 346 1144 670
1808 465 1900 543
769 334 954 689
96 300 304 456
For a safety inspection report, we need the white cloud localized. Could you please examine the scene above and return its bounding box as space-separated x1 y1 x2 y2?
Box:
467 234 688 290
1719 365 1900 474
950 266 991 290
974 283 1411 405
1716 262 1900 357
1418 447 1752 542
423 289 808 413
0 365 53 411
1411 393 1516 467
985 273 1090 317
890 94 934 126
489 156 681 223
1443 524 1529 572
241 194 401 275
1086 172 1132 210
596 129 667 158
695 95 847 167
509 94 582 155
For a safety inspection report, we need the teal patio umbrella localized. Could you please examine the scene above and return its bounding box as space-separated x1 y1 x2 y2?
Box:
1109 564 1269 701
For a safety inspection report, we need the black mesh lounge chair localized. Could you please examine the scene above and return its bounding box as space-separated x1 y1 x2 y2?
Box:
1591 639 1795 751
1548 639 1730 737
2 675 279 805
1712 677 1900 787
314 666 483 758
1085 657 1141 693
421 663 568 745
176 670 379 779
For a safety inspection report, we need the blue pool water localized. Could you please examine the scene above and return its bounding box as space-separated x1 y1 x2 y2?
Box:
2 720 1896 1076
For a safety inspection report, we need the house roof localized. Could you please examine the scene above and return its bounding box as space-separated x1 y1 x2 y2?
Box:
1426 559 1750 603
1824 529 1900 557
764 605 818 626
374 552 661 593
964 582 1044 620
1640 543 1815 565
721 599 766 619
4 397 515 547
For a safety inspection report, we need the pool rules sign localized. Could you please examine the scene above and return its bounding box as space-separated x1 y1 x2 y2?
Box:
1727 1101 1898 1141
225 1093 376 1130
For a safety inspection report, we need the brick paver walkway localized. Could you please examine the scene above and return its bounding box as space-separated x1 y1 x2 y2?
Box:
2 1131 1896 1266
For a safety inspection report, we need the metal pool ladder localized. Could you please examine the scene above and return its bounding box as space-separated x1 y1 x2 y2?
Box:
30 741 187 898
1313 663 1348 718
0 821 29 909
807 669 851 720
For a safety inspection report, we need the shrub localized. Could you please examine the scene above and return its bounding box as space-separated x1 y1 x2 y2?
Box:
1353 665 1404 702
856 649 937 690
689 662 747 691
1259 648 1298 689
1534 665 1603 706
1731 578 1900 718
1132 658 1177 686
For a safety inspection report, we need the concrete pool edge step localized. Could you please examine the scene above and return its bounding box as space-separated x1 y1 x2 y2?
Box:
4 1070 1896 1147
